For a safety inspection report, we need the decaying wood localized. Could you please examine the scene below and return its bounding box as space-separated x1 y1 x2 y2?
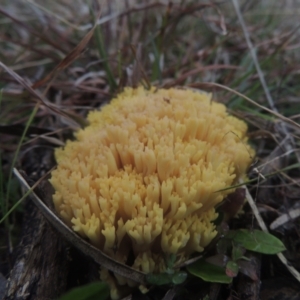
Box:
260 277 300 300
0 273 7 300
4 199 69 300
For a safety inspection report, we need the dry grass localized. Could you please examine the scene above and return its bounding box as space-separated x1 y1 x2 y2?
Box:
1 0 300 299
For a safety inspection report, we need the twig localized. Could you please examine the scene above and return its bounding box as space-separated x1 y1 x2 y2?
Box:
162 287 177 300
240 178 300 283
270 208 300 230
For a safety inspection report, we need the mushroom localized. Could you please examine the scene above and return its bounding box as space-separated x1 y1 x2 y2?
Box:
50 87 254 298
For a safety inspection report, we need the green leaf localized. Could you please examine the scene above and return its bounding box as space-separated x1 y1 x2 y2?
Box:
187 259 232 284
227 229 286 254
146 273 172 286
166 253 177 270
232 244 246 261
146 270 187 286
57 282 110 300
172 271 187 285
225 261 239 278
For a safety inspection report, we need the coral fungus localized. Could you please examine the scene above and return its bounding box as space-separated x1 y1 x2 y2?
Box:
50 87 254 297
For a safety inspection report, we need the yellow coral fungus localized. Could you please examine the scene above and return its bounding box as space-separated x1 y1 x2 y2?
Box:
50 87 254 296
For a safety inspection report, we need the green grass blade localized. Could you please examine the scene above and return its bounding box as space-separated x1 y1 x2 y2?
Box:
4 104 39 218
91 10 117 92
0 183 34 224
150 37 162 83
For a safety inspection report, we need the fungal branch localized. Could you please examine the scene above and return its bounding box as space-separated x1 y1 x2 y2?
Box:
49 87 254 299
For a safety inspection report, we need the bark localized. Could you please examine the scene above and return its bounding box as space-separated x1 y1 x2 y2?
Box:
4 199 69 300
3 172 99 300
